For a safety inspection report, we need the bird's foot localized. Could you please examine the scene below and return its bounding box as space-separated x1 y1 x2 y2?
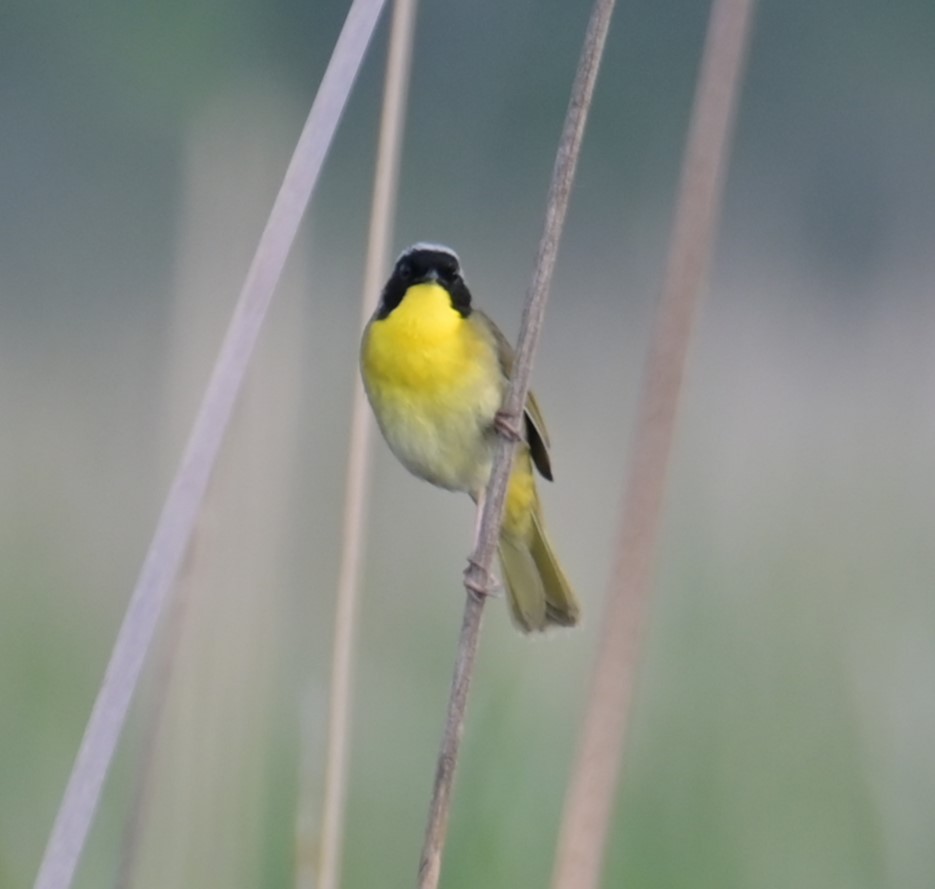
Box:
494 409 523 443
463 558 503 601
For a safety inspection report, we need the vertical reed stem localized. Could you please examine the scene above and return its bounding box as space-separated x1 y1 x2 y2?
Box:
416 1 618 886
550 3 756 887
302 2 420 888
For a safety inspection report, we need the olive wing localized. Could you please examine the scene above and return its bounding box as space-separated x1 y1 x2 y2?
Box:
475 309 554 481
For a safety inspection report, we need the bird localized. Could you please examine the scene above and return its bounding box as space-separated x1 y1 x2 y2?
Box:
359 242 579 632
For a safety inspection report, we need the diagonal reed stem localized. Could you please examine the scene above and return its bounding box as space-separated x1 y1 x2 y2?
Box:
415 1 618 887
550 2 756 888
299 2 420 889
32 4 387 888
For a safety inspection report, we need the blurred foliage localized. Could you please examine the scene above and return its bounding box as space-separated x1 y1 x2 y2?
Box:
2 1 934 888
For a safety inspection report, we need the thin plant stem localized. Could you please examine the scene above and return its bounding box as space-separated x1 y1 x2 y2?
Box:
31 4 387 888
415 1 618 887
298 2 420 889
549 2 756 888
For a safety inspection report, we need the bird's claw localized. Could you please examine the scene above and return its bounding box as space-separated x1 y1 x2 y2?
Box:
494 409 523 443
463 558 502 601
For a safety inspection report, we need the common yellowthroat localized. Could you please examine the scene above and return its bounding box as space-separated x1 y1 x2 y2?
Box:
360 243 579 632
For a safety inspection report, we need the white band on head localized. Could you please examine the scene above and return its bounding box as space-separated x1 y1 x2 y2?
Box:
397 242 460 265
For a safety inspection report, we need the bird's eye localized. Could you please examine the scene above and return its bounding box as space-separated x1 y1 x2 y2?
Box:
398 261 412 280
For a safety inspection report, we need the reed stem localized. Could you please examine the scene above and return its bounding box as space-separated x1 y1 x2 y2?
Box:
304 3 420 888
550 2 756 887
415 1 618 885
32 4 388 887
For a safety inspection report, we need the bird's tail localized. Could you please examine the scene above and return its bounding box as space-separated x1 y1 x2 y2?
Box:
497 468 580 632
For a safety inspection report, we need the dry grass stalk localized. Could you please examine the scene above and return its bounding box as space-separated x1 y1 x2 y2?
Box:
32 3 388 888
302 2 420 889
415 1 618 887
550 2 756 887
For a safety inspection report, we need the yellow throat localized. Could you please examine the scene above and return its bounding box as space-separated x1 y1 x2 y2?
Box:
363 281 477 393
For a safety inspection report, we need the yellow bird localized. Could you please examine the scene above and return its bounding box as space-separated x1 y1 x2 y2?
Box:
360 243 579 632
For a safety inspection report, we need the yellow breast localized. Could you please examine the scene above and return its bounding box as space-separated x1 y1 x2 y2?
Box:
360 282 503 493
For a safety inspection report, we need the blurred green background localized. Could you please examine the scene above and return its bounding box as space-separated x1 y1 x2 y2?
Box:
3 1 934 887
